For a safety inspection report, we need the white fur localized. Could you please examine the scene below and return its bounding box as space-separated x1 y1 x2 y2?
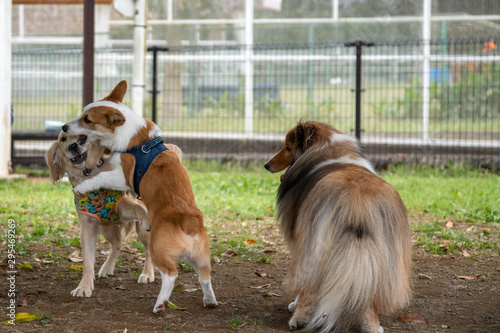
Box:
73 154 130 194
153 272 177 313
65 100 160 152
199 278 217 307
308 156 376 176
330 132 358 144
288 295 299 312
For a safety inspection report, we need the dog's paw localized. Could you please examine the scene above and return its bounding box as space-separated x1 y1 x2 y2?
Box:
138 271 154 284
73 184 86 194
139 220 151 232
71 286 93 298
288 317 307 330
153 302 166 313
98 265 114 278
203 298 218 309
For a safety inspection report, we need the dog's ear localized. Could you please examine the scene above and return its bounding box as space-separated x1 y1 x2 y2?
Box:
45 142 65 184
296 122 317 151
101 80 127 103
104 109 126 128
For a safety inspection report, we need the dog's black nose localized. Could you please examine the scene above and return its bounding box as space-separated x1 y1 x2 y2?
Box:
62 124 69 133
264 163 270 171
68 143 78 152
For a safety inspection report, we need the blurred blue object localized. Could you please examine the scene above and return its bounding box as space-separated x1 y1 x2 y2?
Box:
45 120 65 131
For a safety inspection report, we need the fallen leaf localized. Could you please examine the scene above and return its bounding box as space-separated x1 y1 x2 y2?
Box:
462 250 470 257
69 264 83 271
397 313 429 325
262 238 279 245
456 274 481 280
221 250 238 257
263 291 282 297
213 256 221 264
167 301 187 310
69 249 83 262
124 246 139 253
262 250 276 255
1 312 39 324
34 257 54 264
255 272 267 277
250 284 271 289
445 221 453 228
0 263 8 270
245 239 257 245
17 263 33 270
20 298 28 307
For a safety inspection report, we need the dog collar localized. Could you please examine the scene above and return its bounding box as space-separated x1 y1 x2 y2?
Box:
126 137 168 196
83 158 104 177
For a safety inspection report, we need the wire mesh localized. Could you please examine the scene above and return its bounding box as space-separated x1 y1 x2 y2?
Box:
11 37 500 169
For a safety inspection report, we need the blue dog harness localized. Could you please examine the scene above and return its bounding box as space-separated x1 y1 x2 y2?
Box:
126 136 168 196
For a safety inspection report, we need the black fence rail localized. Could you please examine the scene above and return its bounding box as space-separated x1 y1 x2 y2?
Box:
11 38 500 170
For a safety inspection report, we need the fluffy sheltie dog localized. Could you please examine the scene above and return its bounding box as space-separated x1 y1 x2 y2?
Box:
265 121 411 333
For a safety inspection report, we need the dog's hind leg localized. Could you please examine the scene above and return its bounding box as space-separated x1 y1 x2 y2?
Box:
98 225 122 277
136 222 154 283
360 304 384 333
186 230 218 308
71 215 99 297
288 291 316 330
152 262 178 313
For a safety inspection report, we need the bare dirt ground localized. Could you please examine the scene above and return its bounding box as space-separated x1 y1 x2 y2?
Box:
2 238 499 333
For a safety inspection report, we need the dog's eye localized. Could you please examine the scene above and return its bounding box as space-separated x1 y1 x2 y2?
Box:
83 115 92 124
286 146 292 152
61 137 67 142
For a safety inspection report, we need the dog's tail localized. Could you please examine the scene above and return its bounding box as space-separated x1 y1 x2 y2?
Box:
288 183 412 332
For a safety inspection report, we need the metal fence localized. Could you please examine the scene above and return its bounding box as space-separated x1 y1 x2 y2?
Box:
11 37 500 169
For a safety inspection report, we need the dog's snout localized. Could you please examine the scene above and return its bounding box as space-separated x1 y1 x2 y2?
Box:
264 163 271 171
68 142 78 152
62 124 69 133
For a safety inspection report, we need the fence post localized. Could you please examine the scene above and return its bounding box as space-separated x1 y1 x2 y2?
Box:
344 39 374 141
151 46 158 124
83 0 95 107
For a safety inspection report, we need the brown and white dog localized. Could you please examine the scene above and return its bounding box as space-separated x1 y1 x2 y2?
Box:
265 121 411 333
61 81 217 313
45 131 154 297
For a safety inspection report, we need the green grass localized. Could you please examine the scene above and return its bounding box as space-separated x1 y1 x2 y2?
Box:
0 165 498 260
384 165 500 223
227 314 265 329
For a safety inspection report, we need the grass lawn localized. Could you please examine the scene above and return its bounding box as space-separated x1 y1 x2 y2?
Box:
0 165 499 260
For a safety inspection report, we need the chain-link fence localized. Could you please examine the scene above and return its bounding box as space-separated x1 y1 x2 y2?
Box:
11 37 500 169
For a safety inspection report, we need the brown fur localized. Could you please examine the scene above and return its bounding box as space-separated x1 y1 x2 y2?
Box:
265 121 412 333
67 81 217 312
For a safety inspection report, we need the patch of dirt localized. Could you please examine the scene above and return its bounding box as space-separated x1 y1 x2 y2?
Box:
2 241 499 333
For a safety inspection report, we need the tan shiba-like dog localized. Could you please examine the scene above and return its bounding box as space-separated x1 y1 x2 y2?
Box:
45 131 154 297
265 121 411 333
61 81 217 313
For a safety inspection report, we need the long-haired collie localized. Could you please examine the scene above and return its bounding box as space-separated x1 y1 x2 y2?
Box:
265 121 411 333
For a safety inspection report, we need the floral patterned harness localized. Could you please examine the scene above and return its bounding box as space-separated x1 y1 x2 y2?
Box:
74 189 129 226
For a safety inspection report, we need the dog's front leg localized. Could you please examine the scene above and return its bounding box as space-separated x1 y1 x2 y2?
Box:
73 169 130 194
71 215 99 297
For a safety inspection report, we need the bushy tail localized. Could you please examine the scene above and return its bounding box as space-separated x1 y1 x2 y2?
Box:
288 189 411 332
